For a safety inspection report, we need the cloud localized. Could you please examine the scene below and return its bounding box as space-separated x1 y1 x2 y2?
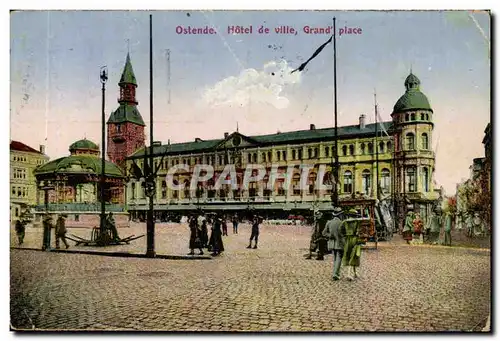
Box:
203 59 301 110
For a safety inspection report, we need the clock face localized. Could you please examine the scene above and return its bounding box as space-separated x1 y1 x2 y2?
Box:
232 135 241 147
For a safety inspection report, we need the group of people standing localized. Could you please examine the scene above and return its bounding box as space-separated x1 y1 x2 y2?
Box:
308 207 364 281
187 213 261 256
402 208 454 246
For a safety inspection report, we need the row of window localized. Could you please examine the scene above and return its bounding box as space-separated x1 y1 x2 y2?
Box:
405 132 429 150
11 186 29 198
404 112 431 122
12 168 27 179
11 156 45 165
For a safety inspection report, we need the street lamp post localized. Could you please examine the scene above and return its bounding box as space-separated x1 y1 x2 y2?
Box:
99 66 108 245
39 180 55 251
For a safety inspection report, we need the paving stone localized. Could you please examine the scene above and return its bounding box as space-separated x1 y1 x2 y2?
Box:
10 223 491 332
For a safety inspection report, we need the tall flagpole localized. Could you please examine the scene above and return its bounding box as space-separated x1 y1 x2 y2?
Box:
332 17 339 207
374 90 380 200
146 14 156 258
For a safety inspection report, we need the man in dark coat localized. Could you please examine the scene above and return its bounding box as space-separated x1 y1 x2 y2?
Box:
247 216 260 249
200 218 209 248
306 210 328 260
210 215 224 256
232 214 239 234
15 219 26 245
323 207 345 280
55 214 70 249
106 212 119 242
222 217 228 236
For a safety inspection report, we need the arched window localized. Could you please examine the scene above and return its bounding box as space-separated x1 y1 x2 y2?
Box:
183 180 190 198
298 149 303 159
349 145 355 155
325 146 329 158
421 133 429 150
362 170 371 195
247 153 252 163
379 141 385 153
368 142 374 154
253 153 258 163
308 172 317 194
422 167 429 192
406 133 415 150
161 181 167 198
308 148 313 159
411 113 416 121
405 113 410 121
360 143 366 155
268 151 272 162
314 147 319 158
292 150 296 160
262 152 266 162
292 173 301 195
426 113 430 120
343 171 353 193
420 113 425 120
277 150 281 161
381 168 390 192
387 141 392 152
282 151 287 161
131 183 136 199
406 167 416 192
342 145 347 156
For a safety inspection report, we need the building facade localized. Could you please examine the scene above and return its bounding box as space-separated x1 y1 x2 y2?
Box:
10 141 49 221
124 73 438 221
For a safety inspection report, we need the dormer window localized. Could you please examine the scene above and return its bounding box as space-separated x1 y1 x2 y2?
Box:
116 124 121 133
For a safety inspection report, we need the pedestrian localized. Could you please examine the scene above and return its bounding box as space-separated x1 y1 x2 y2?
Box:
413 212 424 245
210 215 224 256
222 217 228 236
107 212 119 242
232 214 239 234
55 214 70 249
427 208 441 244
342 209 363 281
444 212 453 246
306 210 328 260
247 216 260 249
15 219 26 245
402 210 415 244
188 216 203 255
322 207 345 281
42 214 53 251
200 218 209 248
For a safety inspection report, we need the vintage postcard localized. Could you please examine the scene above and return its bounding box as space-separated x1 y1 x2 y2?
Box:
10 9 491 332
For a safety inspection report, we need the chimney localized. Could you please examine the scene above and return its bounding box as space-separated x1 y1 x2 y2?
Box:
310 124 316 130
195 138 202 142
359 114 366 129
39 145 46 154
224 132 229 138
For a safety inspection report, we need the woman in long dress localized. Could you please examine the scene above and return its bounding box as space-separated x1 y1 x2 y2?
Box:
188 216 203 255
402 211 415 244
210 216 225 256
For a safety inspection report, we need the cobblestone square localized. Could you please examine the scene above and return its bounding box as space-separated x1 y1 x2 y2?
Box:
10 223 491 332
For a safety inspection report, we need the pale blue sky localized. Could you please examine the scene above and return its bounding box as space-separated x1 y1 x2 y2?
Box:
10 10 490 194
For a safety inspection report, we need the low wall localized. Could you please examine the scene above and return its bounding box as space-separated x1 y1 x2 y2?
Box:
31 212 130 229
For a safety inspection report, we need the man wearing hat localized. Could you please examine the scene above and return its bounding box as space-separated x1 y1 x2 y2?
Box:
341 209 363 281
322 207 345 280
55 214 70 249
42 214 54 251
306 210 329 260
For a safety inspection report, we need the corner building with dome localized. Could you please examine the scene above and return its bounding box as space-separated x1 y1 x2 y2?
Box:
123 72 439 228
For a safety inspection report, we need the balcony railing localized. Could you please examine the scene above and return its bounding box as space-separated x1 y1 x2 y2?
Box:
34 203 126 212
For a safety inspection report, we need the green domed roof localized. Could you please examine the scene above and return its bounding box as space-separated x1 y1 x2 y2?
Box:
69 139 99 151
34 155 124 178
393 73 433 113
